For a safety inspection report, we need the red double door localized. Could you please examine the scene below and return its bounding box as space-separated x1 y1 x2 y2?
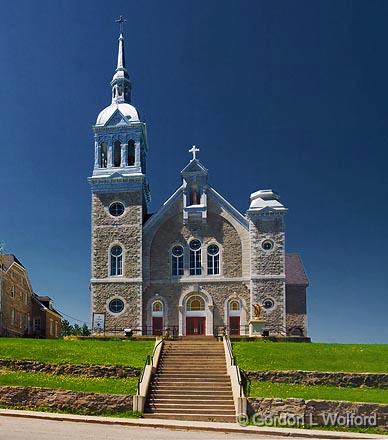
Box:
186 317 206 336
152 317 163 336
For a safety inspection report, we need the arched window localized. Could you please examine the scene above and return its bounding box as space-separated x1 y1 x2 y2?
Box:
171 245 184 276
187 295 205 311
128 140 135 166
189 239 202 275
100 142 107 168
113 140 121 167
207 244 220 275
152 300 163 313
229 300 241 311
110 245 123 276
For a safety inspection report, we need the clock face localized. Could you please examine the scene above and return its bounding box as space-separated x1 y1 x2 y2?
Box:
109 202 125 217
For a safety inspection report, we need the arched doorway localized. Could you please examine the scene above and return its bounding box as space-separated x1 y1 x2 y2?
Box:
228 300 241 335
179 291 214 336
152 300 164 336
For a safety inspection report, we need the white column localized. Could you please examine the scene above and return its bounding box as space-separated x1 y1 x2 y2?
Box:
121 143 128 167
135 142 141 167
94 142 100 168
107 141 113 167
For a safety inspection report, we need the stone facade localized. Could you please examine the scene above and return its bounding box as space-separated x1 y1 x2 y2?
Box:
0 386 133 414
0 255 61 338
248 397 388 429
246 370 388 388
89 30 309 338
0 359 140 378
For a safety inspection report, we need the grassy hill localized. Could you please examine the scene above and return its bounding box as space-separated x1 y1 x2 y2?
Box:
0 338 154 368
232 341 388 373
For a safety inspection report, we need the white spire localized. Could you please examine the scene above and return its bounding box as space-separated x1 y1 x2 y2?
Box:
111 17 131 104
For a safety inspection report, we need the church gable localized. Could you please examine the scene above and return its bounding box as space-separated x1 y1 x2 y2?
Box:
105 109 130 127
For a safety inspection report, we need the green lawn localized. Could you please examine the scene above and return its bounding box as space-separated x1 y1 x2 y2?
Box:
233 341 388 373
0 338 153 368
0 369 137 395
249 380 388 404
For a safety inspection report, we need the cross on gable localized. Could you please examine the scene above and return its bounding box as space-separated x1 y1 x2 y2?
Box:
189 145 200 160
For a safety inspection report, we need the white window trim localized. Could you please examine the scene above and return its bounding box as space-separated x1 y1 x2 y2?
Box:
108 242 125 277
206 241 222 277
170 243 184 278
105 295 127 317
106 201 127 219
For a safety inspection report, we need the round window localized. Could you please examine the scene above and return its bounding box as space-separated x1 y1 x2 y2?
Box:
109 202 125 217
263 299 274 310
110 245 122 257
261 240 274 251
109 298 125 314
172 245 184 257
189 239 201 251
207 244 219 256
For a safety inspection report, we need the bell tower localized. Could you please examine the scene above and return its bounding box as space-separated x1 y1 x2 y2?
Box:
88 19 149 333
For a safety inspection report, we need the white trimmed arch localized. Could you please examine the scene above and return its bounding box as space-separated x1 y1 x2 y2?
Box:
178 288 214 336
224 295 248 336
146 294 168 332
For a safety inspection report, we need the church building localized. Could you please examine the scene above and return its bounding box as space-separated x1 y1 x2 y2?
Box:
89 29 309 337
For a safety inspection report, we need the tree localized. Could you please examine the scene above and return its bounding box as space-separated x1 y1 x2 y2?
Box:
71 324 82 336
61 319 73 337
80 323 91 336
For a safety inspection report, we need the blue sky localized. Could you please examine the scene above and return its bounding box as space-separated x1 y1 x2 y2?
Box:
0 0 387 343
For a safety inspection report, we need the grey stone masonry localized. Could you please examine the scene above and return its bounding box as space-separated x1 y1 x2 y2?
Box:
91 189 143 331
248 213 286 334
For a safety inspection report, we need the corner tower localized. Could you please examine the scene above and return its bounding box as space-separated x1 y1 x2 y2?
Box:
89 25 149 333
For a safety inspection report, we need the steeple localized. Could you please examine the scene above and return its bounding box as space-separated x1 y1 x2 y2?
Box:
111 17 131 104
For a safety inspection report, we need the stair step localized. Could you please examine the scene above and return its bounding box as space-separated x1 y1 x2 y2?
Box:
149 392 233 398
145 407 236 415
143 413 235 423
148 398 234 405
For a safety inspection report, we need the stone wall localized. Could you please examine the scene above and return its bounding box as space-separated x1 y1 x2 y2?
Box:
149 211 243 280
0 359 140 378
248 397 388 428
285 285 307 336
0 386 133 414
92 283 142 331
91 191 143 280
246 370 388 388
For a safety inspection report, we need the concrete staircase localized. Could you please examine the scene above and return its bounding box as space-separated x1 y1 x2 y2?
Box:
144 337 236 422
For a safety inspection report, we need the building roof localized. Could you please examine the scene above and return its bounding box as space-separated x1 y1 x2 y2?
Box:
285 254 309 286
33 293 62 318
0 254 25 271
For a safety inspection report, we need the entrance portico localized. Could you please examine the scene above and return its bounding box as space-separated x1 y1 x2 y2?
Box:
178 290 213 336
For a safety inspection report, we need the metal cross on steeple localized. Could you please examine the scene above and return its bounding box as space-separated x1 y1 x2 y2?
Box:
115 15 127 34
189 145 200 160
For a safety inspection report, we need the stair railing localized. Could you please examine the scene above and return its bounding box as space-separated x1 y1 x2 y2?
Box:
223 335 247 416
133 336 165 414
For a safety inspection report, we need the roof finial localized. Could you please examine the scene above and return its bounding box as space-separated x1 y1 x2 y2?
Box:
115 15 127 34
189 145 200 160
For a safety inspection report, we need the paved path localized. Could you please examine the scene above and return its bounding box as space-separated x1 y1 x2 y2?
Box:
0 415 306 440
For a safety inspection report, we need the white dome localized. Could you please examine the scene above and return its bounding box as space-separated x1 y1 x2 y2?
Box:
96 103 139 125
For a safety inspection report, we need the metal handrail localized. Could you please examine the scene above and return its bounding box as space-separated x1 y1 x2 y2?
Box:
224 335 244 398
136 337 165 395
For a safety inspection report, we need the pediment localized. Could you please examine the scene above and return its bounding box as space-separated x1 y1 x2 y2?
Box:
181 159 208 175
105 109 130 127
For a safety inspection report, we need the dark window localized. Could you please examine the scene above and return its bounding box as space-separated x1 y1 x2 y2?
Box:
171 245 184 276
109 298 125 314
109 202 125 217
110 245 123 276
207 244 220 275
262 240 274 251
189 240 202 275
263 299 274 309
113 140 121 167
128 140 135 166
